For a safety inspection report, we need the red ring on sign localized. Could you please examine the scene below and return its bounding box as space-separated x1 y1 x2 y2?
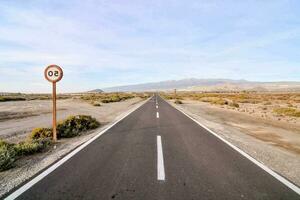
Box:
44 65 63 83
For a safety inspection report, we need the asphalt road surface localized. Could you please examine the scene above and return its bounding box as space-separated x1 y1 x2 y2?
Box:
5 95 300 200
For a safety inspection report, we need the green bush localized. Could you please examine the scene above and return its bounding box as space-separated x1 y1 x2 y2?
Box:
28 116 100 140
14 138 51 156
29 128 53 140
0 140 17 171
57 115 100 138
0 138 51 171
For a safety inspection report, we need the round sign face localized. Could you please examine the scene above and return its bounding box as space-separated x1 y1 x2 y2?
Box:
44 65 63 83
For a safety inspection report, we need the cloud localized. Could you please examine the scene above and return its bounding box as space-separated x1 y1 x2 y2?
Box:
0 0 299 92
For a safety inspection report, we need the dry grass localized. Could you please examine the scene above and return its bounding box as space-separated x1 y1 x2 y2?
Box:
0 92 150 104
161 92 300 106
273 107 300 117
161 92 299 104
0 94 71 102
80 92 150 105
161 91 300 121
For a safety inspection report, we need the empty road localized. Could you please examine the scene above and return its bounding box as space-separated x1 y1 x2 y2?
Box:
5 95 300 200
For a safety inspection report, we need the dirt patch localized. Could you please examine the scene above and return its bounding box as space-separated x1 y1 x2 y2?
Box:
0 98 142 143
247 130 300 155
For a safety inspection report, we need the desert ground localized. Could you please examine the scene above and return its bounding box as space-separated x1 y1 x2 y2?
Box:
164 92 300 185
0 97 142 142
0 95 146 197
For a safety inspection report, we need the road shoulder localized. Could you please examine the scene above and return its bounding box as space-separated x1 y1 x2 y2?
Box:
167 99 300 188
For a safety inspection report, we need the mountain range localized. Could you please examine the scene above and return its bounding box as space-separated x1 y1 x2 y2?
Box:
99 78 300 92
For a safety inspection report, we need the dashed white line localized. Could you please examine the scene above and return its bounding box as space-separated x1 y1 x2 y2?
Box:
156 105 158 109
156 112 159 118
157 135 165 181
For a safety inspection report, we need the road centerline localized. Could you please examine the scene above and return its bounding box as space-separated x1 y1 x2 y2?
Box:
157 135 165 181
156 112 159 118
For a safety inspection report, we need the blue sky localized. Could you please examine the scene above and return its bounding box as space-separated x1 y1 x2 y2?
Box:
0 0 299 93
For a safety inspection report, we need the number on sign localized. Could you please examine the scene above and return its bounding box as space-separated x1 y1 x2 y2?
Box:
47 71 59 77
44 65 63 83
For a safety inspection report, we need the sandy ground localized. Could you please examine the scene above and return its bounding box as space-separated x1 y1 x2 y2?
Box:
170 99 300 186
0 98 145 198
0 98 142 142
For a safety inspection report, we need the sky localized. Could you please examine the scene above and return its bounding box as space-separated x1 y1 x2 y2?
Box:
0 0 300 93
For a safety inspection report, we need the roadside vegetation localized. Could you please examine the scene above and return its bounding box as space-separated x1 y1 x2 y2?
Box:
174 99 183 104
161 91 300 119
81 92 150 106
161 92 299 103
0 92 151 104
273 107 300 117
0 138 51 171
0 115 100 171
29 115 100 140
0 96 26 102
0 94 71 102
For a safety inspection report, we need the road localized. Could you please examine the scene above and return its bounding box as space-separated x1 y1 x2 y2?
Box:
5 95 300 200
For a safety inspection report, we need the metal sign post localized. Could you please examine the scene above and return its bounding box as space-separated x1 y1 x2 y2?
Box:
44 65 63 142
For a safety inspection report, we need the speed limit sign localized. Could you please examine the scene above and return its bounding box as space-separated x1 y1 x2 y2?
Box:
44 65 63 83
44 65 63 142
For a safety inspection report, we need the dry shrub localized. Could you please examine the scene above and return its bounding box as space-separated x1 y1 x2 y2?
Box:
29 128 53 140
0 140 16 171
273 108 300 117
14 138 51 156
57 115 100 138
175 99 183 104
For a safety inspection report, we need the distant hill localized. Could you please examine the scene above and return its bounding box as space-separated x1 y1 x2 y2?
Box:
103 78 300 92
87 89 104 93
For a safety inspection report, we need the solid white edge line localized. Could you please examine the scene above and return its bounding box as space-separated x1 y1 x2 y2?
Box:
157 135 165 181
5 97 152 200
164 99 300 195
156 112 159 118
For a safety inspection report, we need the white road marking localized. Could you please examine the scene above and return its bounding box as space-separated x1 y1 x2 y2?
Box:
156 112 159 118
156 105 158 109
4 98 151 200
166 99 300 195
157 135 165 181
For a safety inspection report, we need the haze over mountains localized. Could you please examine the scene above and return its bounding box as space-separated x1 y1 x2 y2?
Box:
102 78 300 92
87 89 104 93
